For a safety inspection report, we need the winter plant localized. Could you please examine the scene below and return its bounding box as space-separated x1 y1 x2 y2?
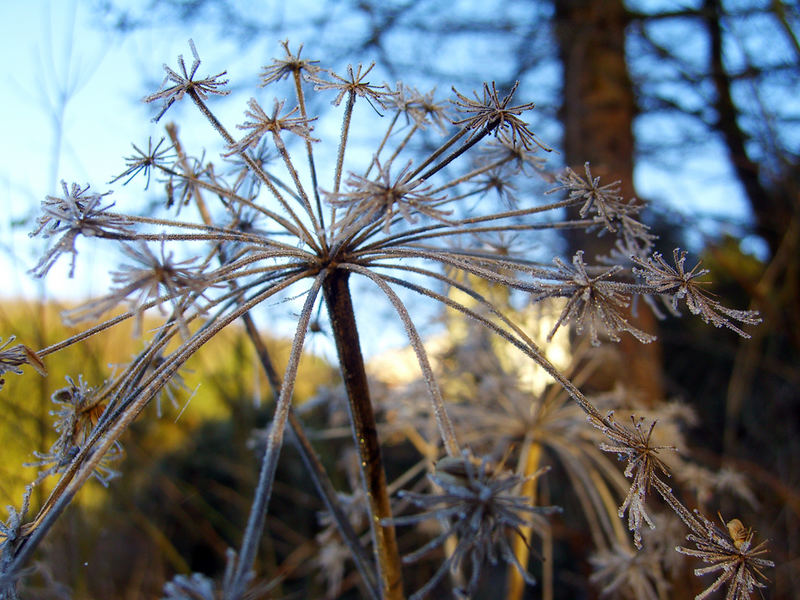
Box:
0 39 771 599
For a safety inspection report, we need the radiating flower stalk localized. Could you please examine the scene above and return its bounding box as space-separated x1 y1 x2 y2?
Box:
0 39 770 599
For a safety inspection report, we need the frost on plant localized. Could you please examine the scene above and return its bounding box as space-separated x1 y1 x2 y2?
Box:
0 336 46 391
28 181 134 277
677 513 774 600
3 38 771 600
388 451 559 599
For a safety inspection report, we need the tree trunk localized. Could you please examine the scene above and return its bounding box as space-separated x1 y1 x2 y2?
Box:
555 0 664 402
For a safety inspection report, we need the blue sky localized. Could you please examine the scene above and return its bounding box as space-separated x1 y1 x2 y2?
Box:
0 0 766 328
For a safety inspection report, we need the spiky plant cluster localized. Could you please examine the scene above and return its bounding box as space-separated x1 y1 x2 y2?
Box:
677 513 774 600
388 452 559 599
1 39 770 599
377 303 762 599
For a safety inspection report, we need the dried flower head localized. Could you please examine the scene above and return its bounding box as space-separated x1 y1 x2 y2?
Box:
632 249 761 337
0 485 34 595
161 549 272 600
111 137 175 189
144 39 230 122
552 162 629 231
29 181 134 277
451 81 550 151
590 543 668 600
324 160 451 233
532 251 655 345
595 414 675 549
62 240 212 337
389 451 559 599
392 83 450 132
28 376 121 486
226 98 318 156
10 36 770 600
0 336 46 390
677 512 774 600
481 138 546 176
259 40 321 86
312 62 392 110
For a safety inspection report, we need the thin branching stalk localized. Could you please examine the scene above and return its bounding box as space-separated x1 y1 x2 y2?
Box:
230 271 326 599
240 312 380 598
343 263 460 457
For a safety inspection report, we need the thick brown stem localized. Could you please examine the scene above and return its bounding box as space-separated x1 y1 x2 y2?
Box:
322 270 404 600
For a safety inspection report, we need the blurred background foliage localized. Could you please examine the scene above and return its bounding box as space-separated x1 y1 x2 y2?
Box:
0 301 334 598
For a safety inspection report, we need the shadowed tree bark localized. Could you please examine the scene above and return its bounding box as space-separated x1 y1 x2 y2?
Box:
555 0 664 403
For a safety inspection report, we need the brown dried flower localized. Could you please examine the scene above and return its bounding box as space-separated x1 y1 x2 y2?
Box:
0 336 47 390
595 414 675 548
451 81 550 151
677 512 774 600
632 249 761 337
143 39 230 122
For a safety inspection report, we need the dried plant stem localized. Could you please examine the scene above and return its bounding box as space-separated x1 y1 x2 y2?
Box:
166 123 212 224
322 270 404 600
333 91 356 195
291 70 325 232
507 440 542 600
229 272 325 599
187 90 319 250
240 313 380 599
415 122 497 181
343 264 460 457
542 522 554 600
